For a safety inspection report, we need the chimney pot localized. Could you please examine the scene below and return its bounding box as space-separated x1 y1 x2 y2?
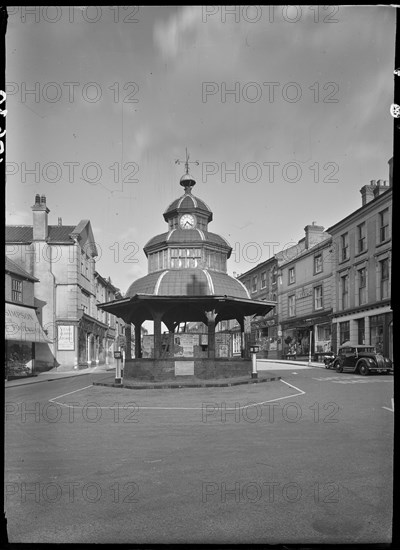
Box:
58 217 62 226
35 194 40 204
40 195 46 204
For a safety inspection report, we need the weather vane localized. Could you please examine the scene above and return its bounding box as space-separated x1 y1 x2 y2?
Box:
175 148 199 175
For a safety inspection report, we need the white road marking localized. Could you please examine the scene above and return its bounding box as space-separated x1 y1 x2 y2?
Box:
382 398 394 412
49 385 94 402
48 379 306 411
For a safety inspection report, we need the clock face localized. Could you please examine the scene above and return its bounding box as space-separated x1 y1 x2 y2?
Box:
180 214 196 229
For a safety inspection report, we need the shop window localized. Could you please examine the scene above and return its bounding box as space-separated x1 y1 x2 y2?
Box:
11 278 23 303
370 314 384 352
357 318 365 345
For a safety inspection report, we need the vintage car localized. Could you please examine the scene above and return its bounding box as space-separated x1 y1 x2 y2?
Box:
333 345 393 375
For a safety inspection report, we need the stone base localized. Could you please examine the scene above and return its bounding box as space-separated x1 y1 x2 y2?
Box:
123 358 252 381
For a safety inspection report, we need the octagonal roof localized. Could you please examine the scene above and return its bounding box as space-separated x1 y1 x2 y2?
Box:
144 229 232 255
126 268 250 299
163 192 213 222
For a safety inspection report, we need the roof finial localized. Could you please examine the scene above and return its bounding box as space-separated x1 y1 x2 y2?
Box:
175 147 199 176
175 148 199 192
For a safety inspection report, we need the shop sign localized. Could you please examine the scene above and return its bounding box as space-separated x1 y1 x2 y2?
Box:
296 287 313 299
57 325 75 350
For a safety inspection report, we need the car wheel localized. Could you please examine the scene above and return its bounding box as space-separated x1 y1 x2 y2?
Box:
336 362 343 373
359 363 369 376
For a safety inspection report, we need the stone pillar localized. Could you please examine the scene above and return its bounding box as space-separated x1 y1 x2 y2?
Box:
125 324 132 360
87 334 92 366
205 310 217 359
153 312 163 359
95 335 99 365
134 323 142 359
237 318 245 358
364 316 370 345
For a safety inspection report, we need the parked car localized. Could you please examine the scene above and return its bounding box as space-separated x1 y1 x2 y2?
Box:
333 345 393 375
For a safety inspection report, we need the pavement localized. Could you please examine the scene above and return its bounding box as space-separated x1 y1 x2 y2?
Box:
4 364 116 388
4 359 326 389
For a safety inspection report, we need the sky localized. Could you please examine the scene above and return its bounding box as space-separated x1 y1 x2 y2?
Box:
5 5 395 295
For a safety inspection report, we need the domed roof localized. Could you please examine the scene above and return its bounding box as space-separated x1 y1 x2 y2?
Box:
180 173 196 187
126 268 250 299
144 229 231 254
163 192 213 221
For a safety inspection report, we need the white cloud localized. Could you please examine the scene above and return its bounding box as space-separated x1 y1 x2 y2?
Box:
153 6 200 60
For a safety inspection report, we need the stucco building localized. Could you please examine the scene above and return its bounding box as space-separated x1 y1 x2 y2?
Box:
6 194 125 370
278 225 333 360
327 176 392 358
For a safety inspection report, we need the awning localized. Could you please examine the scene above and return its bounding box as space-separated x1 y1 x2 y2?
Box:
5 303 52 343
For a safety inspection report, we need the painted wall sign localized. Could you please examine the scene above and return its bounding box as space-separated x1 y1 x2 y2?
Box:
57 325 75 350
296 287 313 299
175 361 194 376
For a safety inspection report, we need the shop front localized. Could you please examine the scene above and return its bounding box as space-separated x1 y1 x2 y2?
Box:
251 317 279 359
5 302 52 379
281 312 332 361
78 315 109 368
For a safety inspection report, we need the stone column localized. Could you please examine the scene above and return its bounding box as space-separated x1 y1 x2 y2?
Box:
95 335 99 365
364 316 370 345
134 323 142 358
153 312 163 359
205 310 217 359
237 318 245 358
125 324 132 360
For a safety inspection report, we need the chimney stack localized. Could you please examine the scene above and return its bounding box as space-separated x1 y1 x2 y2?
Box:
31 194 50 241
373 179 389 199
388 157 393 187
304 223 325 249
360 181 376 206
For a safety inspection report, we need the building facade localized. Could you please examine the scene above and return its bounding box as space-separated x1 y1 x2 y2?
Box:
237 160 393 361
6 194 125 370
278 225 333 360
238 257 280 358
328 178 392 358
5 256 50 377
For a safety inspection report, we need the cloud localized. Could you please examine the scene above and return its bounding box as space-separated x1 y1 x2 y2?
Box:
153 6 200 60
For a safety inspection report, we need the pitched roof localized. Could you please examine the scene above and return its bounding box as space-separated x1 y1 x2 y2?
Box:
5 256 39 281
6 225 79 244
